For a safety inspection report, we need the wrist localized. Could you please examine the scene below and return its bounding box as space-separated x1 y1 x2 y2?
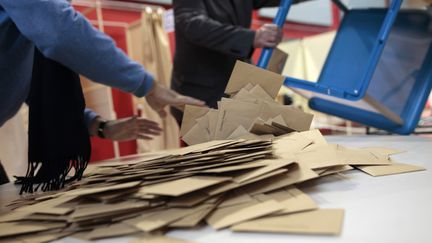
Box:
97 120 108 139
88 116 103 136
88 116 109 138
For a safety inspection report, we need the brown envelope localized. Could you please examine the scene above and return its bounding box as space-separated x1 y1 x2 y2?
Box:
267 47 289 74
266 187 318 215
273 132 313 157
83 223 140 240
225 61 284 98
214 100 263 139
180 105 210 136
135 207 198 232
69 201 149 221
316 165 354 176
233 87 266 103
226 125 251 140
260 102 313 132
0 222 66 238
295 144 343 169
169 204 216 228
218 191 255 208
360 147 405 156
231 209 345 235
249 85 276 103
336 145 392 166
207 109 220 139
233 159 294 183
242 163 319 196
356 162 426 177
182 123 211 145
67 181 141 197
299 129 328 145
207 200 284 229
139 176 231 196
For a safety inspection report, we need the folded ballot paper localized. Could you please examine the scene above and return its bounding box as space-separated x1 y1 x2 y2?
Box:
180 61 314 145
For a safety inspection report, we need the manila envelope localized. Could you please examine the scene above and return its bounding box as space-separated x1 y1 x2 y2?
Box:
316 165 354 176
214 100 263 139
336 145 392 166
267 47 289 75
66 181 141 197
233 159 294 183
182 123 211 145
360 147 405 157
265 187 318 215
250 118 288 136
169 204 216 228
273 132 313 157
83 223 140 240
226 125 251 140
244 84 276 103
242 163 319 196
299 129 328 145
134 207 198 232
0 222 66 238
260 102 313 132
295 144 343 169
356 162 426 177
207 109 220 139
233 87 263 103
139 176 231 196
207 200 284 229
225 61 284 99
180 105 210 136
231 209 345 235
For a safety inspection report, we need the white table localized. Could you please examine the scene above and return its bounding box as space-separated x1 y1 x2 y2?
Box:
39 135 432 243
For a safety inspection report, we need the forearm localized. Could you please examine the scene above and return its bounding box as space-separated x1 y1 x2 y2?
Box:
1 0 153 97
84 109 102 136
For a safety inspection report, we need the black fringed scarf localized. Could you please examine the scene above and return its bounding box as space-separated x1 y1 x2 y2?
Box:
18 48 91 193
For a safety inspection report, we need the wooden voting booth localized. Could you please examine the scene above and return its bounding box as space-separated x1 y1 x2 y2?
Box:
262 0 432 135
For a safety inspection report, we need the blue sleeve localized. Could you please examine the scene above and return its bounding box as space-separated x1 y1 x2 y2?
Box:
83 108 99 129
0 0 154 97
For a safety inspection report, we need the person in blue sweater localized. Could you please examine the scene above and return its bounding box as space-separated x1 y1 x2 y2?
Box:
0 0 204 189
0 0 204 127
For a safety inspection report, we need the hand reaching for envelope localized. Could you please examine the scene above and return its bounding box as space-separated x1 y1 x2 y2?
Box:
253 23 283 49
91 116 163 141
146 82 206 118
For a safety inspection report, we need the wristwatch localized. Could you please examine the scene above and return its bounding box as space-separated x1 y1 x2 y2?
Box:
97 120 108 138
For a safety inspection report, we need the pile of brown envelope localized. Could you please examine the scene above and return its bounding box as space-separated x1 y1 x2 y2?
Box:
0 62 426 242
0 129 425 242
180 61 314 145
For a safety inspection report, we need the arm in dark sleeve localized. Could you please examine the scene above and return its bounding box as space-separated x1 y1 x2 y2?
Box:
174 0 255 59
253 0 311 9
253 0 281 8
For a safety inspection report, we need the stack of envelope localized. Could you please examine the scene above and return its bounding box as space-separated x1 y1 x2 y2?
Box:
0 61 426 242
180 61 314 145
0 129 425 242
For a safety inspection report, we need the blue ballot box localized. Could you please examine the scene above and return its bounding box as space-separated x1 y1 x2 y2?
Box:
258 0 432 135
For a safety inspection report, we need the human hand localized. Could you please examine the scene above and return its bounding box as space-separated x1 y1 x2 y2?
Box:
103 116 162 141
253 23 283 48
145 82 205 118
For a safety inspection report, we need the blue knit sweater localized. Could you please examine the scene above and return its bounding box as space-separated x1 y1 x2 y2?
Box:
0 0 154 127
